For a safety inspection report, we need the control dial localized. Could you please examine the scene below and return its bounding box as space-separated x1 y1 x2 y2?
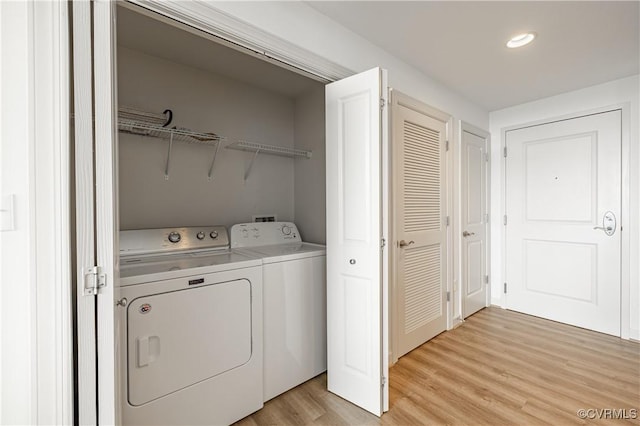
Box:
196 231 205 240
281 225 292 235
168 232 181 243
210 230 218 239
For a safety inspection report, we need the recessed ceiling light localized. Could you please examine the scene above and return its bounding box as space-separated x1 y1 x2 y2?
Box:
506 32 536 48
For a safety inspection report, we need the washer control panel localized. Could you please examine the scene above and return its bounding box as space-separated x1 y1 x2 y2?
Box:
230 222 301 248
120 225 229 257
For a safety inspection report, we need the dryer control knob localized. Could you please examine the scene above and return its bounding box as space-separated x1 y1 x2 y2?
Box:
210 230 218 239
281 225 292 235
196 231 205 240
168 232 181 243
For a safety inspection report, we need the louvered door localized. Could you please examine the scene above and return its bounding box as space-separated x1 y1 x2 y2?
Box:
393 97 447 358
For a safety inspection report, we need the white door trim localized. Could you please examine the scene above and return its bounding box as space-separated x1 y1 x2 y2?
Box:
34 3 74 423
459 121 491 316
389 90 453 364
499 103 631 339
125 0 352 83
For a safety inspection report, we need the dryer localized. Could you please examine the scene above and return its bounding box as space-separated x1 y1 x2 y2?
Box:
119 226 263 425
231 222 326 401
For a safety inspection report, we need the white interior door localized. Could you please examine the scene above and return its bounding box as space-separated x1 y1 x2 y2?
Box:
326 67 388 416
505 110 621 336
461 126 489 318
72 1 119 423
392 94 448 358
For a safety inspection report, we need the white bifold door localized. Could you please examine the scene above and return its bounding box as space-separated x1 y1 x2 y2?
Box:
505 110 621 336
326 67 389 416
72 0 119 423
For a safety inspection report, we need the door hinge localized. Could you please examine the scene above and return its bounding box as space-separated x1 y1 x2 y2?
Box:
503 215 508 226
485 275 489 284
446 216 450 226
485 213 489 222
445 140 450 151
504 282 507 294
446 291 451 302
503 146 507 158
485 152 489 162
380 98 386 109
381 238 386 248
84 266 106 296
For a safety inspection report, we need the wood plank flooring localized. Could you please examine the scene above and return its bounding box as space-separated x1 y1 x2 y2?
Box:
236 307 640 425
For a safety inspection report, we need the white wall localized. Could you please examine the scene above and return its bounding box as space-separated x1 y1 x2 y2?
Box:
294 86 326 244
118 47 297 229
1 2 73 424
211 1 489 130
0 3 36 423
489 75 640 339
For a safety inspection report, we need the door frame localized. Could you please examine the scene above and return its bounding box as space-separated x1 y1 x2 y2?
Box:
389 90 453 364
500 103 632 339
459 121 491 318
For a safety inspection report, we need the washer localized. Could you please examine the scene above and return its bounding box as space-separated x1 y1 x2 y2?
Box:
231 222 326 401
119 226 263 425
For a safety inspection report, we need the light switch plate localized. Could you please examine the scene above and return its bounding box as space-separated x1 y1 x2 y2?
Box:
1 194 15 232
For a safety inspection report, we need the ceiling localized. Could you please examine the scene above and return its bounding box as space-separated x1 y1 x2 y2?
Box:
307 1 639 111
117 6 322 99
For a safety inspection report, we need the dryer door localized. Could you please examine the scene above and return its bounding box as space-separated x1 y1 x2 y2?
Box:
127 279 252 406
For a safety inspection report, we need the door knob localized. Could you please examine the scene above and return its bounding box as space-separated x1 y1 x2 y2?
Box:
593 211 616 236
399 240 414 248
462 231 475 237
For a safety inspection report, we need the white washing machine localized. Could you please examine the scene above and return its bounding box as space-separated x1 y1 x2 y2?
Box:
119 226 263 425
230 222 326 401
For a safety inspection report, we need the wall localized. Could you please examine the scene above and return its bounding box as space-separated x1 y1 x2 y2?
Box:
118 47 297 230
489 75 640 339
294 85 326 244
211 1 489 131
0 2 35 423
1 2 73 424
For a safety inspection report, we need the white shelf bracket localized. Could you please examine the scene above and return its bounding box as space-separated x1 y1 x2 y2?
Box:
164 131 174 180
244 148 261 182
207 141 222 181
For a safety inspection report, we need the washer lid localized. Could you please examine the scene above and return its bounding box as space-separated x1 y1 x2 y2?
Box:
119 251 261 286
239 242 326 263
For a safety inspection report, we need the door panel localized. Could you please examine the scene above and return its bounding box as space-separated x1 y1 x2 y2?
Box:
325 67 388 416
461 129 488 318
393 100 448 358
505 110 621 336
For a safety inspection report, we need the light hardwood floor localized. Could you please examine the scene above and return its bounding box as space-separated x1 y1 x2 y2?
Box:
236 307 640 425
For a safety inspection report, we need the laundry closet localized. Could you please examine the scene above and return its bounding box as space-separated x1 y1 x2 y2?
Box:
117 5 327 243
114 4 329 425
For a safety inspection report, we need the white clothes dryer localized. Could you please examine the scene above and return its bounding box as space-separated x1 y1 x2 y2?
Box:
231 222 326 401
119 226 263 425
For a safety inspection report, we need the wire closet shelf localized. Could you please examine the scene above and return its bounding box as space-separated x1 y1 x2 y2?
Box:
118 119 224 146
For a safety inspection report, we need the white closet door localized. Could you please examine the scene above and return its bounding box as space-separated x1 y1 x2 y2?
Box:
72 1 119 423
505 110 621 336
392 99 448 357
326 67 388 416
461 126 489 318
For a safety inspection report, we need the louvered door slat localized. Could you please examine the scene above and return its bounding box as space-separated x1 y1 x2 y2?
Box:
403 120 441 233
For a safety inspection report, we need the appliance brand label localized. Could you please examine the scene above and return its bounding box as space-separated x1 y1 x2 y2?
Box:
139 304 152 314
189 278 205 286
